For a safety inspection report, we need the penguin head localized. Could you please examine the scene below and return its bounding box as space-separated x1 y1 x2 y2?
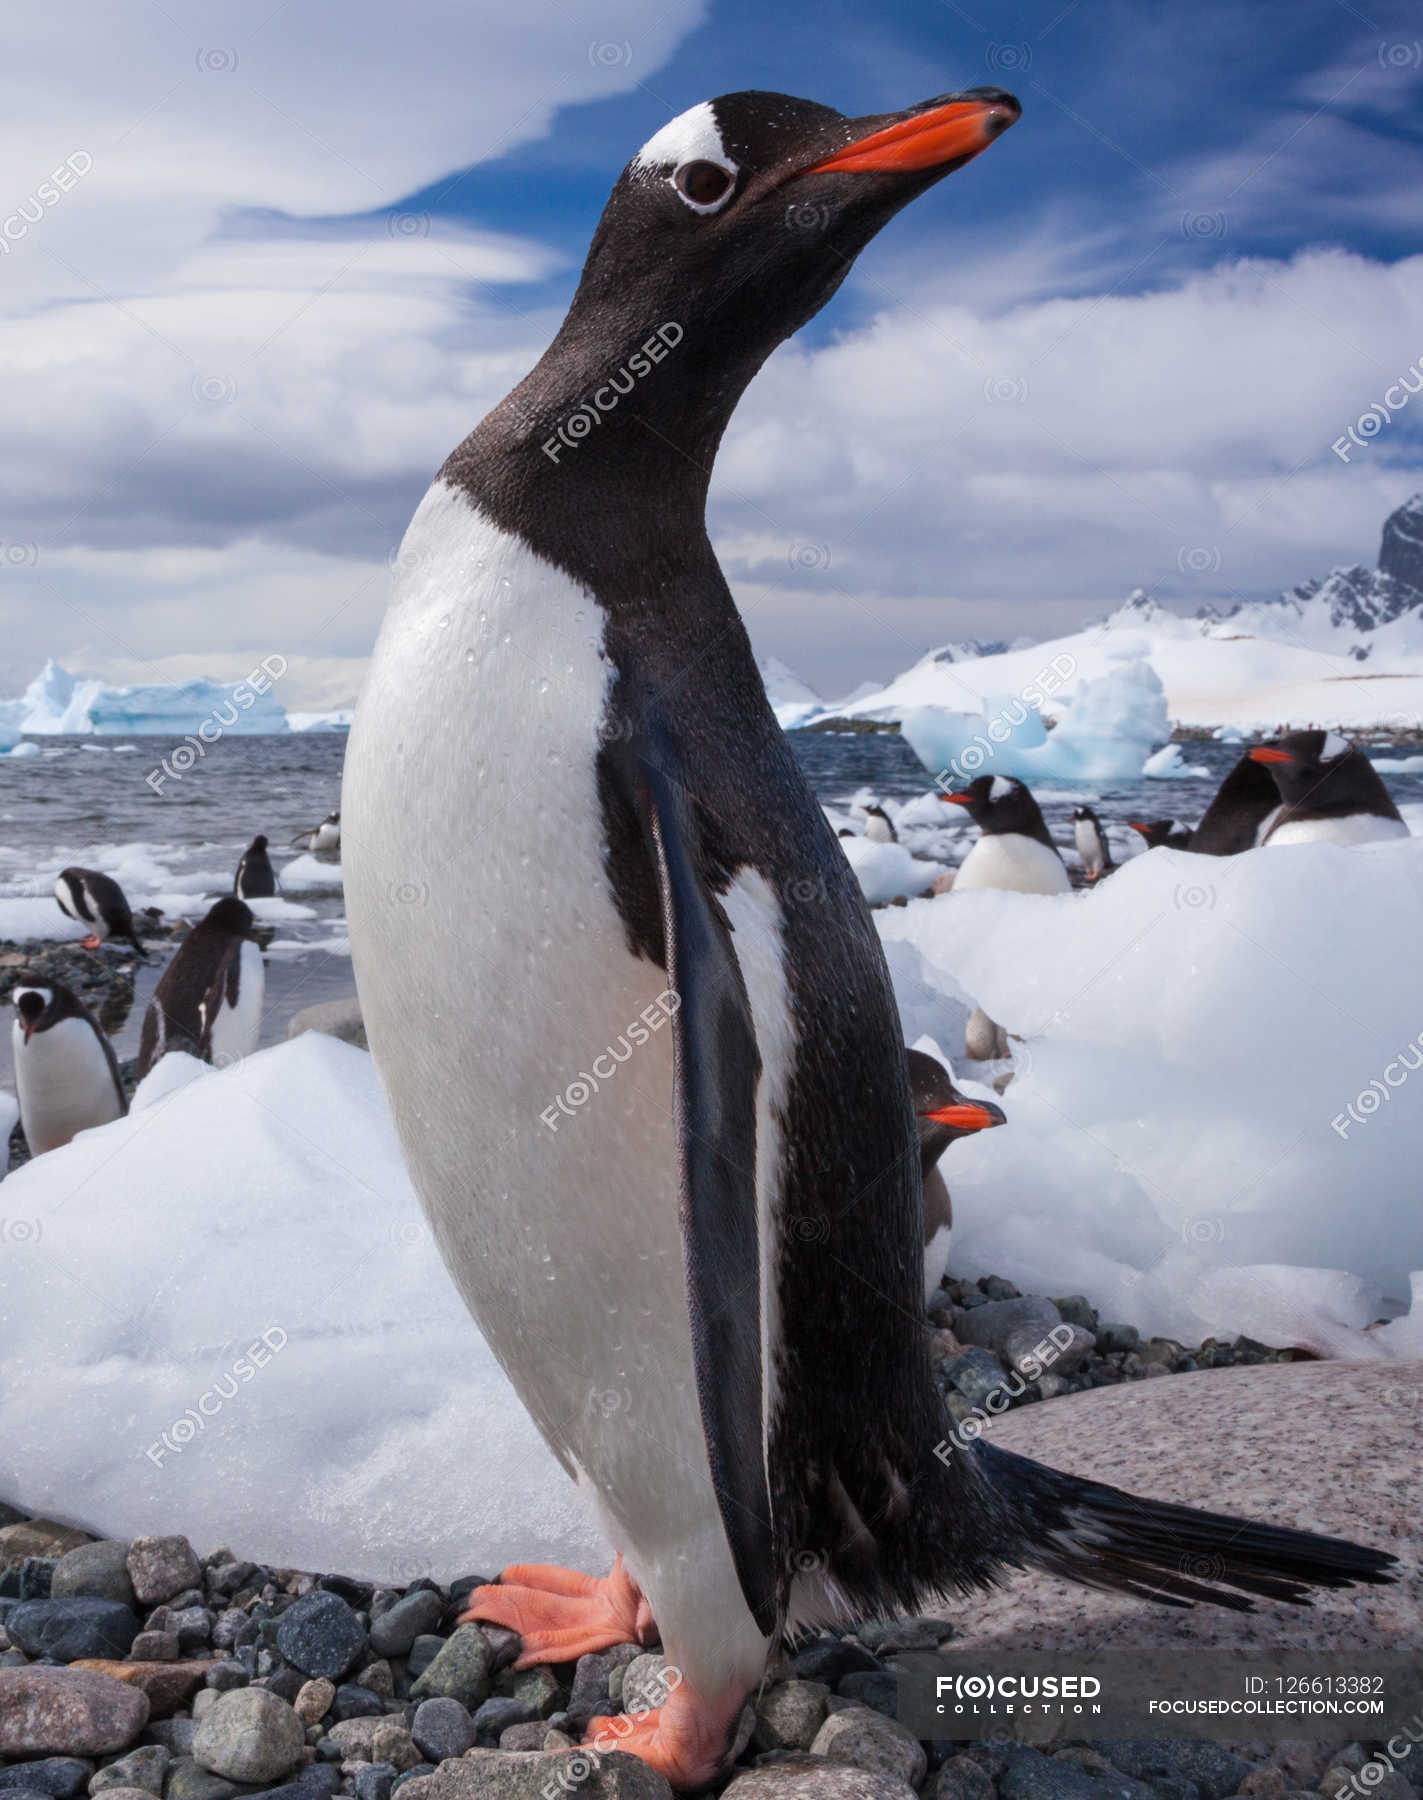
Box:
324 812 340 826
1249 730 1358 804
203 897 256 937
250 835 269 853
1129 818 1190 850
12 980 65 1044
939 773 1036 833
514 88 1019 464
907 1047 1006 1172
1071 805 1098 825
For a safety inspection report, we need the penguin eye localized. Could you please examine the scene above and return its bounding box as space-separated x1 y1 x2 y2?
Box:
672 160 736 212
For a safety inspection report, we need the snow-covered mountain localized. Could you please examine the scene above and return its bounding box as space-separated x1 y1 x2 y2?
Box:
797 495 1423 733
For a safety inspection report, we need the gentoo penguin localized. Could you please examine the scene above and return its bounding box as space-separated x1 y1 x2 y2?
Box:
1129 817 1193 851
909 1047 1005 1305
343 88 1391 1788
1190 751 1281 855
1070 804 1114 881
54 867 147 959
11 977 127 1154
292 811 341 857
861 803 898 843
940 775 1070 896
234 835 277 899
136 897 263 1080
1250 730 1408 847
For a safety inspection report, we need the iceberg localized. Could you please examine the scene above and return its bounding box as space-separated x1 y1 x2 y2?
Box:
902 657 1169 786
758 656 823 730
9 659 288 735
289 710 354 732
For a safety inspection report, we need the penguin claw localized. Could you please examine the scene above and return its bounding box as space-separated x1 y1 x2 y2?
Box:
80 935 102 950
459 1552 656 1666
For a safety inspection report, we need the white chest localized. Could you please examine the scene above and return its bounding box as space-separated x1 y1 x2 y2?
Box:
955 831 1070 895
1265 813 1409 849
14 1017 121 1154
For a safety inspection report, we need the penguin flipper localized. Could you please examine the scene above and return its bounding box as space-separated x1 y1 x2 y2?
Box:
602 716 778 1638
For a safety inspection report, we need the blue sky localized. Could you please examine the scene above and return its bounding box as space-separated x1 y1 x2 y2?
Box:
0 0 1420 704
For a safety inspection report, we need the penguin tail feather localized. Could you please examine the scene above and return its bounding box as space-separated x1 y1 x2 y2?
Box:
975 1441 1396 1610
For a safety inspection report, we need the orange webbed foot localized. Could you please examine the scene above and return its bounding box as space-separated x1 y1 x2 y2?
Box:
582 1673 746 1791
459 1552 656 1667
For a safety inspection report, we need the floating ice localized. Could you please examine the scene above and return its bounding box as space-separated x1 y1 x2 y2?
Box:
1143 743 1211 779
6 660 288 736
281 854 345 891
288 711 354 732
0 1036 606 1578
903 659 1170 786
875 835 1423 1354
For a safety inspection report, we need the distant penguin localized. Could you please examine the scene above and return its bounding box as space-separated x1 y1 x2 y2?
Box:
909 1047 1005 1304
234 835 277 899
292 811 341 857
53 868 147 959
1250 731 1408 847
1129 818 1193 851
941 776 1070 896
862 803 898 844
1191 753 1281 855
11 977 127 1154
941 777 1067 1062
1071 805 1114 882
137 897 264 1080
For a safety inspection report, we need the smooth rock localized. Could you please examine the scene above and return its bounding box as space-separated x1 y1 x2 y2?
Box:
751 1680 829 1753
0 1761 92 1798
143 1718 198 1756
126 1543 202 1610
619 1655 676 1718
367 1594 442 1660
427 1750 672 1799
8 1600 142 1663
932 1755 997 1800
809 1704 926 1787
293 1681 334 1725
273 1594 367 1683
160 1759 238 1800
331 1686 386 1723
409 1700 473 1763
956 1362 1418 1653
71 1661 214 1720
323 1718 405 1762
0 1667 150 1756
130 1633 182 1663
369 1727 420 1774
192 1689 304 1784
90 1746 169 1797
788 1638 882 1684
408 1626 491 1708
999 1747 1157 1800
51 1544 135 1608
837 1669 897 1717
0 1522 92 1566
287 999 367 1052
1093 1741 1253 1800
721 1758 919 1799
352 1768 395 1800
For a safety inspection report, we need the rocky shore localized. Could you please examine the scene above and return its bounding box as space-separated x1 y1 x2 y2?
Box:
1 1516 1415 1800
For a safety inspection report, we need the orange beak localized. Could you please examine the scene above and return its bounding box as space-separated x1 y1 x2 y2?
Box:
923 1101 1004 1132
803 96 1020 176
1249 746 1293 764
941 792 974 806
1128 821 1151 835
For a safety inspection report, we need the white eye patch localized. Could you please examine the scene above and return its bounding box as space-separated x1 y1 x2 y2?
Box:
1321 731 1350 762
988 776 1017 801
630 101 739 213
13 987 51 1010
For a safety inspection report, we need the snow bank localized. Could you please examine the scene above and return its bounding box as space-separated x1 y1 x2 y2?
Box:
6 660 288 736
875 837 1423 1354
0 1036 606 1577
902 659 1169 785
840 837 945 904
0 898 88 942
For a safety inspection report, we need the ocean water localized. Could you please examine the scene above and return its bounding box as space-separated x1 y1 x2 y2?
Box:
2 729 1420 1081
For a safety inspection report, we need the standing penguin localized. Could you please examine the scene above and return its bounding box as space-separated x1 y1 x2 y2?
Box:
941 775 1069 1060
137 897 263 1080
1190 751 1281 855
1250 730 1408 847
11 977 127 1155
861 802 898 843
1129 817 1193 851
1070 804 1114 882
234 835 278 899
941 775 1070 895
909 1047 1005 1305
54 868 148 959
344 88 1391 1788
